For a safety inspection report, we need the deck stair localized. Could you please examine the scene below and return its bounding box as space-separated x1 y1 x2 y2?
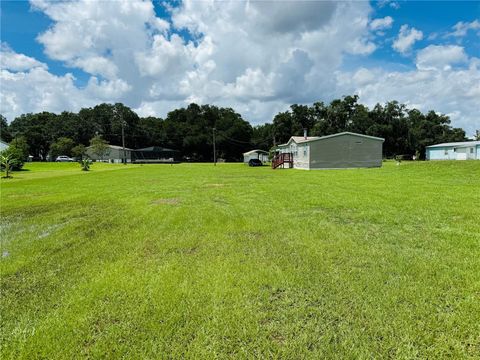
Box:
272 153 293 169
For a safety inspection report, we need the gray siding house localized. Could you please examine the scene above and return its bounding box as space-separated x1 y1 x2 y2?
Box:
275 132 384 169
86 145 133 163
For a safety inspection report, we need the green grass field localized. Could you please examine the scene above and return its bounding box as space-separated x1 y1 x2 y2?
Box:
1 161 479 359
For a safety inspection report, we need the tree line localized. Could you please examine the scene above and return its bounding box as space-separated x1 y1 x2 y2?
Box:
0 103 252 162
257 95 469 159
0 95 473 162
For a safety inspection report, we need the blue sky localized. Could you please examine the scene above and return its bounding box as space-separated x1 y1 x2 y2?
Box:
369 1 479 62
1 1 479 135
2 0 87 85
1 0 179 86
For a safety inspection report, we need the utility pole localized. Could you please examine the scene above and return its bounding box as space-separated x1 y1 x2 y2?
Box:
121 118 126 165
212 127 216 166
114 105 127 165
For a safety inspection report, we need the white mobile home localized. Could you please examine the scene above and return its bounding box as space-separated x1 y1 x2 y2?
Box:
274 132 384 169
426 141 480 160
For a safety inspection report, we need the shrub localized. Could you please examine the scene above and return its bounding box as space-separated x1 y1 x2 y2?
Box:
89 135 109 161
0 153 14 178
80 158 92 171
49 137 75 160
1 137 29 170
0 147 26 171
71 144 87 160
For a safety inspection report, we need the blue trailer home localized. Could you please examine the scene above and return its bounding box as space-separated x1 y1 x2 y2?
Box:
426 141 480 161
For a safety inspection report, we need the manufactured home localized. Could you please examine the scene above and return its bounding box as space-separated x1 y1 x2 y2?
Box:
273 132 384 169
426 141 480 160
86 145 181 163
86 145 133 163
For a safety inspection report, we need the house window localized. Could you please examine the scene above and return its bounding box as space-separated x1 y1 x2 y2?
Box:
470 148 474 154
444 149 448 155
303 147 307 156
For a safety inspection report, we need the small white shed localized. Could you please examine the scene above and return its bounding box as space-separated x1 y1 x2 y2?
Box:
243 150 269 164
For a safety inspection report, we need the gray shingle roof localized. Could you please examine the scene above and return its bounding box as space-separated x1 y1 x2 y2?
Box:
278 132 384 147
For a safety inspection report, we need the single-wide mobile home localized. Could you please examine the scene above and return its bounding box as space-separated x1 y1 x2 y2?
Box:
426 141 480 160
243 150 269 164
274 132 384 169
86 145 133 163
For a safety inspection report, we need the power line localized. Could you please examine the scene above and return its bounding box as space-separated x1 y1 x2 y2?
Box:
216 133 251 144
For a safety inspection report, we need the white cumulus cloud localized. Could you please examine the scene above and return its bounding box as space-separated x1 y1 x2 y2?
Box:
370 16 394 31
448 19 480 37
0 66 89 117
0 43 47 71
416 45 468 70
393 25 423 54
336 53 480 135
0 0 478 136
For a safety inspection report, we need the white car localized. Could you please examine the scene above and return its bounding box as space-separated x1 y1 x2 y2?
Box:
55 155 74 162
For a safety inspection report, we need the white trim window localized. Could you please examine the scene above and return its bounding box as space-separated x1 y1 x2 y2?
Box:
291 144 297 156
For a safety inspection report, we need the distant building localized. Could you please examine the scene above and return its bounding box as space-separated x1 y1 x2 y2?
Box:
133 146 180 163
243 150 269 164
86 145 133 163
274 132 384 169
86 145 180 163
0 140 9 152
426 141 480 160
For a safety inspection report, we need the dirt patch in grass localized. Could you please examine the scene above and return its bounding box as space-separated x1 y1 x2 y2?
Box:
212 197 229 205
182 246 199 255
151 198 181 205
165 245 200 256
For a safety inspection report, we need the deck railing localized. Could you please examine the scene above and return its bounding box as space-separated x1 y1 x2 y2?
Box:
272 153 293 169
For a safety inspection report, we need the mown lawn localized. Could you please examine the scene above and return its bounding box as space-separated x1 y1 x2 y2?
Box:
1 161 479 359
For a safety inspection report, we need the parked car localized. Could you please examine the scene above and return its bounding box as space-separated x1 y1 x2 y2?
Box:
248 159 263 167
55 155 74 162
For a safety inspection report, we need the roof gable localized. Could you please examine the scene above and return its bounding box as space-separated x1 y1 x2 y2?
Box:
310 132 384 143
135 146 177 152
243 149 269 155
87 144 133 151
285 136 320 146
